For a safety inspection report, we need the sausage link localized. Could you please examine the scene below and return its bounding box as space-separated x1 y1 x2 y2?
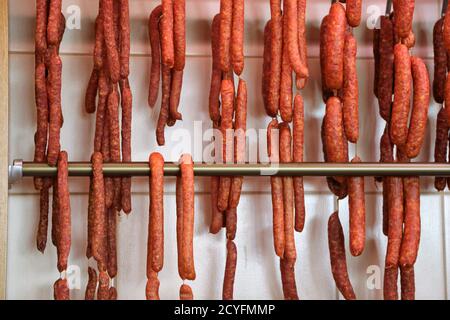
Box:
400 265 415 300
146 271 160 300
231 0 244 75
225 207 237 241
405 56 430 158
393 0 415 39
109 287 117 300
320 15 333 102
119 0 130 79
173 0 186 71
160 0 174 68
219 0 233 72
434 18 447 104
102 0 120 83
120 78 132 214
386 177 404 268
343 33 359 143
390 44 412 146
402 30 415 49
46 47 62 166
323 3 346 90
56 151 71 273
284 0 307 78
53 278 70 300
209 176 224 234
85 69 99 114
378 16 394 121
94 13 105 71
210 14 222 122
280 15 293 123
280 257 299 300
348 156 365 257
380 125 394 236
399 177 420 267
229 79 247 209
384 266 399 300
176 176 186 279
267 0 283 117
35 0 48 58
47 0 62 46
279 123 296 261
180 284 194 300
169 69 184 121
292 95 305 232
107 208 117 278
37 186 50 253
435 107 448 191
85 267 98 300
51 177 59 248
148 153 165 275
346 0 362 27
223 240 237 300
102 107 115 210
180 154 196 280
328 211 356 300
92 152 108 270
296 0 308 88
148 5 163 108
94 70 108 153
97 270 110 300
218 80 235 211
156 65 172 146
34 61 49 172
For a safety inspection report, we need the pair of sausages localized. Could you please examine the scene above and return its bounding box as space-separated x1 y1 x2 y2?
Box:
148 1 186 145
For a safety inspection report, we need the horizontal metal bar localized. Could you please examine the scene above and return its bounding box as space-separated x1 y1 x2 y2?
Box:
17 161 450 177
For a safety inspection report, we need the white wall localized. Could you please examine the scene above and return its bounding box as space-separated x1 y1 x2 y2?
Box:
6 0 450 300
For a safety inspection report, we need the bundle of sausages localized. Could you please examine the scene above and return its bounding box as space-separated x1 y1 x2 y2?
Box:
319 0 363 300
83 0 132 300
34 0 65 254
262 0 311 300
148 0 186 146
434 6 450 190
374 1 429 300
207 0 246 301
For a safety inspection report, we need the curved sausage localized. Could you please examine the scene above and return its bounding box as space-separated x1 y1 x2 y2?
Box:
222 240 237 300
161 0 174 68
405 56 430 158
328 211 356 300
390 44 412 146
148 5 163 108
285 0 308 78
169 69 183 121
433 18 447 104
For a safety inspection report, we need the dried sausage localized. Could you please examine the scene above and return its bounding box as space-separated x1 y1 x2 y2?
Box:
119 0 130 79
176 176 186 279
434 18 446 104
384 266 399 300
180 154 196 280
107 207 117 278
148 153 165 275
279 123 296 261
280 15 293 123
219 0 232 72
180 284 194 300
405 56 430 159
225 207 237 241
386 177 404 268
393 0 415 39
56 151 71 273
85 267 98 300
148 5 163 108
173 0 186 72
54 278 70 300
209 177 224 234
169 70 183 121
343 33 359 143
231 0 244 76
102 0 120 83
328 211 356 300
146 271 160 300
400 265 415 300
35 0 48 58
34 61 49 177
223 240 237 300
296 0 308 87
37 186 50 253
267 1 283 117
435 107 448 191
390 44 411 146
156 65 172 146
346 0 362 27
280 257 299 300
210 14 222 123
85 70 99 114
399 177 420 267
285 0 307 78
348 156 365 257
323 3 346 90
97 270 110 300
293 95 305 232
120 78 132 214
92 152 107 269
161 0 174 68
320 15 333 102
378 16 394 121
47 0 62 46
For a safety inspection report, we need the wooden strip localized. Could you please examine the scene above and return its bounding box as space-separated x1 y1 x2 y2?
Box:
0 0 9 300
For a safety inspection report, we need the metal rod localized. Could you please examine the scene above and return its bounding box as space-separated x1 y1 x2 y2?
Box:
14 161 450 178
